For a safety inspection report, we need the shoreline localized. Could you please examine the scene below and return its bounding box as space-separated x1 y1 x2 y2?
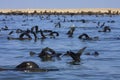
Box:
0 8 120 15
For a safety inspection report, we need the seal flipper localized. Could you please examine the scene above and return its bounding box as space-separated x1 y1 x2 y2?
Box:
67 51 80 62
76 47 87 57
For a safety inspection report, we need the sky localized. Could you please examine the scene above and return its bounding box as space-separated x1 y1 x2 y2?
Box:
0 0 120 9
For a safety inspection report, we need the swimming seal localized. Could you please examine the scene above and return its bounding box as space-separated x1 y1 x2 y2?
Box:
31 26 39 33
67 25 75 37
38 47 61 61
0 61 59 72
7 31 37 41
78 33 99 40
66 47 87 62
98 26 111 32
78 33 92 40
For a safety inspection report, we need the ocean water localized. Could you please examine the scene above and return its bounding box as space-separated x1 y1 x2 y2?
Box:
0 14 120 80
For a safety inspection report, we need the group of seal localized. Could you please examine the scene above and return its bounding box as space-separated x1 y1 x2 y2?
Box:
6 24 110 42
0 47 87 72
0 12 114 42
0 12 117 73
30 47 87 62
7 26 59 41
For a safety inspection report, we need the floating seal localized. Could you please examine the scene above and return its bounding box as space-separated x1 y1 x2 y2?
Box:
78 33 92 40
0 61 59 72
66 47 87 62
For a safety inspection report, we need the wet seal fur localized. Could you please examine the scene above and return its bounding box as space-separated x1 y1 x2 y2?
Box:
0 61 59 72
78 33 99 40
66 47 87 62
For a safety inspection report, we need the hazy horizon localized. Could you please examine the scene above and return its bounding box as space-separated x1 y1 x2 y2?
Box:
0 0 120 9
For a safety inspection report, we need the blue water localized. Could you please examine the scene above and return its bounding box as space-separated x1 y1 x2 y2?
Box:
0 14 120 80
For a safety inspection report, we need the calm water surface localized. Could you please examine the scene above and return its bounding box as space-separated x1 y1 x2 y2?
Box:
0 14 120 80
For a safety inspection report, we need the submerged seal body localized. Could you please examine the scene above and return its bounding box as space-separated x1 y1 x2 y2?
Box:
16 61 39 69
0 61 59 72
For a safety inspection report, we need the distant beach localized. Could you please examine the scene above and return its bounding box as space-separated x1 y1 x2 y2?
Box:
0 8 120 15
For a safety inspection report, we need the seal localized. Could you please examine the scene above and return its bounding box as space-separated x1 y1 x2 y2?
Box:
0 61 59 72
49 31 59 38
55 22 61 28
7 31 37 41
7 32 32 40
31 26 39 33
66 47 87 62
98 26 111 32
38 47 61 61
78 33 99 40
15 61 40 72
78 33 91 40
67 25 76 37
